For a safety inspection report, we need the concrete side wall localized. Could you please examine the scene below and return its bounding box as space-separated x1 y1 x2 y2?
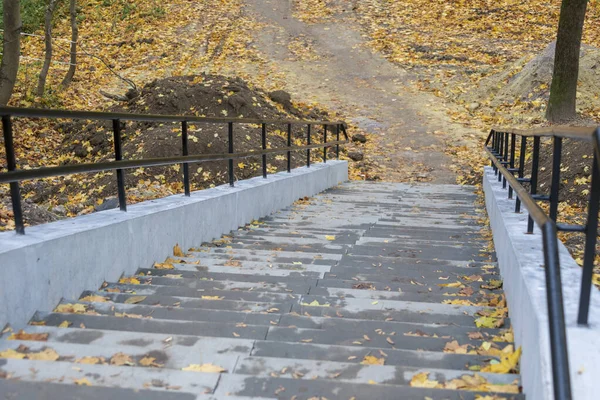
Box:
0 161 348 328
483 166 599 400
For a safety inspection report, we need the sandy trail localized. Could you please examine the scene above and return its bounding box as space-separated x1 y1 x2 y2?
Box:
243 0 479 183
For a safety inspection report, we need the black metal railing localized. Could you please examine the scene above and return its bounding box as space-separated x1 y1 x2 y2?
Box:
485 125 600 400
0 106 350 234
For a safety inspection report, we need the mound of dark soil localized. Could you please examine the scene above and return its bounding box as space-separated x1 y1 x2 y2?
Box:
530 138 594 208
22 75 343 220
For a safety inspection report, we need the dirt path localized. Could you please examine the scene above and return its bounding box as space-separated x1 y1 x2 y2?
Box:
241 0 480 183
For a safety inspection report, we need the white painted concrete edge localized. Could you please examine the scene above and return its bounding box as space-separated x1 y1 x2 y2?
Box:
483 166 599 400
0 161 349 329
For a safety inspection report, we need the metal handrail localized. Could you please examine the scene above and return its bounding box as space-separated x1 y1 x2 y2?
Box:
0 107 350 235
0 106 347 127
484 126 600 400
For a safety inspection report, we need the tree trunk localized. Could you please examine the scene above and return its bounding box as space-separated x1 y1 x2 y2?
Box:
36 0 59 97
546 0 588 122
61 0 78 87
0 0 22 105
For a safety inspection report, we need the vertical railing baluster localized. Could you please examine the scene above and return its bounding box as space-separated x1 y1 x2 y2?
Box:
262 123 267 179
549 137 563 221
181 121 190 197
528 136 541 233
307 124 311 168
2 115 25 234
490 130 496 168
503 132 509 188
498 132 504 182
112 119 127 211
323 124 327 163
509 133 516 198
577 153 600 325
541 222 573 400
287 123 292 173
228 122 234 187
516 136 527 213
336 124 340 159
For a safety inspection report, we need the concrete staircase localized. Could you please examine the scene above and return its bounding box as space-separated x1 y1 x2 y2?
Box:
0 181 522 399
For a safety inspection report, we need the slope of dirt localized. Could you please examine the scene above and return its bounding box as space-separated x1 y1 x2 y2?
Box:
1 74 344 230
458 42 600 125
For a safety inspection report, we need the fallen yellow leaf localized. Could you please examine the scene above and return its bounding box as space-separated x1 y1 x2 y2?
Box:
119 277 141 285
110 352 135 366
361 355 385 365
27 348 59 361
0 348 26 359
124 296 146 304
182 363 226 373
481 347 522 374
80 295 109 303
54 303 87 314
8 330 49 341
173 244 184 257
154 262 175 270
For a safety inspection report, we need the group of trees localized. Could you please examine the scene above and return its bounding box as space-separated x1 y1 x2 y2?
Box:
0 0 78 105
0 0 594 122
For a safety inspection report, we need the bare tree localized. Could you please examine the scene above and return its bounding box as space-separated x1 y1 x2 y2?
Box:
0 0 22 105
61 0 78 87
546 0 588 122
36 0 59 97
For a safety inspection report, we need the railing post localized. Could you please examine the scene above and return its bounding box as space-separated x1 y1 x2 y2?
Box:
228 122 234 187
528 136 540 233
541 223 573 400
112 119 127 211
2 115 25 234
307 124 311 168
508 133 516 198
181 121 190 197
262 123 267 179
287 123 292 173
577 153 600 325
549 137 563 222
516 136 527 213
323 124 327 163
336 124 340 159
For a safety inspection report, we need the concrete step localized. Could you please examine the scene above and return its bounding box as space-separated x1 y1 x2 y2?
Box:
67 298 281 326
137 268 320 284
278 314 511 342
213 374 523 399
0 340 517 387
81 290 293 313
0 339 242 372
186 247 342 262
34 311 270 340
113 275 314 294
264 325 503 353
0 379 194 400
0 325 254 352
0 358 220 395
284 301 509 327
233 356 520 388
0 325 495 370
98 284 300 303
146 260 331 276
